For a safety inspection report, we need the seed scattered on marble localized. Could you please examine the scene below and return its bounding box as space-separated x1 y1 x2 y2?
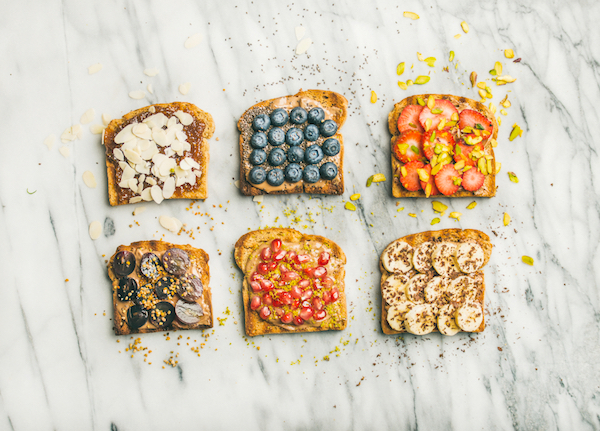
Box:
90 124 104 134
129 90 146 100
295 38 312 55
82 171 97 188
185 33 203 49
102 113 112 126
295 26 306 40
179 83 191 95
59 146 70 158
80 108 95 125
44 134 55 150
88 63 103 75
89 221 102 239
144 68 159 77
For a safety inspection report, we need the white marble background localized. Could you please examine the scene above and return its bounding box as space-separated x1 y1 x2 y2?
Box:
1 0 599 429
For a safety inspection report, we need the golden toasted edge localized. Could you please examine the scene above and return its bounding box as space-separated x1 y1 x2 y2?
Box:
108 240 213 335
237 89 348 196
234 228 347 336
104 102 214 206
380 228 491 335
388 94 497 198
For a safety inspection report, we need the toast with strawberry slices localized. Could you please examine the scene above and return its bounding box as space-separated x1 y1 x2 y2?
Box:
389 94 498 198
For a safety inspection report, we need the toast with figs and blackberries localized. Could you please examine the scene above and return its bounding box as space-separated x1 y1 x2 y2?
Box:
237 90 348 196
234 228 347 336
388 94 497 198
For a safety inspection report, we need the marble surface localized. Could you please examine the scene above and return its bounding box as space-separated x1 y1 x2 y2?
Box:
1 0 599 429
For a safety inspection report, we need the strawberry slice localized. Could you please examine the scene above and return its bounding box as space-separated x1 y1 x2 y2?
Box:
459 109 493 144
392 131 423 164
462 167 485 191
418 99 458 131
422 130 456 160
418 164 439 197
434 164 462 196
399 160 424 192
397 105 425 134
453 142 483 167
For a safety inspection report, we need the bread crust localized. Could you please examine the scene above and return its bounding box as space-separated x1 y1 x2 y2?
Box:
109 240 213 335
388 94 497 198
380 229 491 335
234 228 347 336
104 102 215 206
237 90 348 196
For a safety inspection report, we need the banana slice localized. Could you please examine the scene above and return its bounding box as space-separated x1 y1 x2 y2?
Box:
424 276 448 303
404 273 430 304
412 241 434 273
381 272 412 306
386 301 414 331
431 242 459 277
455 302 484 332
445 275 472 303
454 241 485 273
404 304 436 335
437 304 460 336
381 240 413 273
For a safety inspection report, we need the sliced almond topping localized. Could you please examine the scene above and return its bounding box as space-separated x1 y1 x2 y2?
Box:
174 110 193 126
89 221 102 240
133 206 146 216
148 106 156 113
80 108 95 125
129 196 143 204
44 134 55 150
132 123 151 140
59 146 70 158
184 33 203 49
88 63 103 75
295 26 306 40
178 82 191 95
82 171 97 188
151 185 164 204
144 68 159 77
162 177 176 199
141 187 153 201
295 38 312 55
102 113 112 126
129 90 146 100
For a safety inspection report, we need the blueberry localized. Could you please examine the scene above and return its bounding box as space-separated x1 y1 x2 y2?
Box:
250 132 268 149
320 119 338 137
304 144 324 165
249 167 266 184
270 109 289 127
267 168 285 186
303 165 321 183
320 162 338 180
304 124 320 142
249 149 267 165
268 148 286 166
252 114 271 131
287 146 305 163
286 128 304 146
307 107 325 124
285 163 303 183
290 107 308 125
268 127 286 146
322 138 341 156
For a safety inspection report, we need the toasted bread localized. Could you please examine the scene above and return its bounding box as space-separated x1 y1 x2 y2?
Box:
109 240 213 335
388 94 497 198
380 229 492 335
104 102 214 206
237 90 348 196
234 228 347 336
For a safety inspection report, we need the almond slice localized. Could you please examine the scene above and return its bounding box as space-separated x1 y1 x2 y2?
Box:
295 26 306 41
44 134 55 150
82 171 97 188
90 124 104 134
179 82 191 95
102 113 112 126
59 146 70 158
147 84 153 94
184 33 203 49
88 63 103 75
295 38 312 55
133 206 146 216
80 108 95 125
151 185 164 204
129 90 146 100
162 177 176 199
89 221 102 239
144 68 159 77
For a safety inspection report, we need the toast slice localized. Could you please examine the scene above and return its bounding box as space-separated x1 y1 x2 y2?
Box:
234 228 347 336
104 102 214 206
237 90 348 196
109 241 213 335
388 94 497 198
379 229 492 335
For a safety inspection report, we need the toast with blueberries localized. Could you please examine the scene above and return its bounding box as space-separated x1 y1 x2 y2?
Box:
237 90 348 196
388 94 497 198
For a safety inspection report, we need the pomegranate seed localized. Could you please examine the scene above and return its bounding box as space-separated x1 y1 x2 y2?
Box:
322 291 332 304
291 300 300 309
263 293 273 306
273 250 286 262
259 306 271 320
312 297 323 311
282 271 299 282
267 261 278 272
298 279 311 289
313 309 327 321
260 279 274 292
301 290 313 301
300 307 314 320
304 267 316 278
250 296 261 310
271 238 282 253
250 272 263 282
330 287 339 303
291 285 303 299
301 300 311 309
293 316 304 326
250 281 262 292
312 279 323 290
318 251 330 266
291 263 303 272
257 263 269 275
295 254 311 264
285 251 297 262
272 297 283 307
279 291 292 305
313 266 327 278
322 277 334 289
280 312 293 324
260 247 272 262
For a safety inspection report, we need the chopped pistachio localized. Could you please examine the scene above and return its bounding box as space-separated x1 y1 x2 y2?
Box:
466 201 477 210
500 109 508 116
407 79 414 86
508 172 519 183
478 89 487 99
424 57 436 67
509 125 522 141
417 97 425 106
432 201 448 213
495 161 502 173
503 212 511 226
460 21 469 33
494 61 503 76
345 202 356 211
470 71 477 88
449 211 462 220
427 95 435 110
403 11 419 20
489 69 497 76
522 255 534 266
398 81 408 90
431 217 441 225
489 102 497 114
449 51 455 62
477 82 487 90
397 62 405 75
370 91 377 103
350 193 361 201
415 75 430 85
408 213 417 218
505 49 515 59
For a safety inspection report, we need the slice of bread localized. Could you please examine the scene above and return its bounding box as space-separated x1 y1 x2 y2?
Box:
388 94 497 198
109 240 213 335
104 102 214 206
234 228 347 336
237 90 348 196
380 229 492 335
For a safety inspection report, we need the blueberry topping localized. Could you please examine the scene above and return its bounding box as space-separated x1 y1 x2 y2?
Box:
149 301 175 328
303 165 321 183
250 132 268 149
127 305 148 330
322 138 341 156
113 251 136 277
320 119 338 137
267 168 285 186
270 109 289 127
140 253 163 281
268 148 286 166
154 275 179 299
284 163 303 183
249 149 267 165
117 277 138 302
268 127 286 146
320 162 338 180
304 124 320 142
162 248 190 276
252 114 270 131
286 128 304 146
177 274 204 302
290 107 308 125
304 144 324 165
307 107 325 124
287 146 305 163
249 167 267 184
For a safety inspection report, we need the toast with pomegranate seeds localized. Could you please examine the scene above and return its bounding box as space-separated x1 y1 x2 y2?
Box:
389 94 497 198
379 229 492 336
234 228 347 336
